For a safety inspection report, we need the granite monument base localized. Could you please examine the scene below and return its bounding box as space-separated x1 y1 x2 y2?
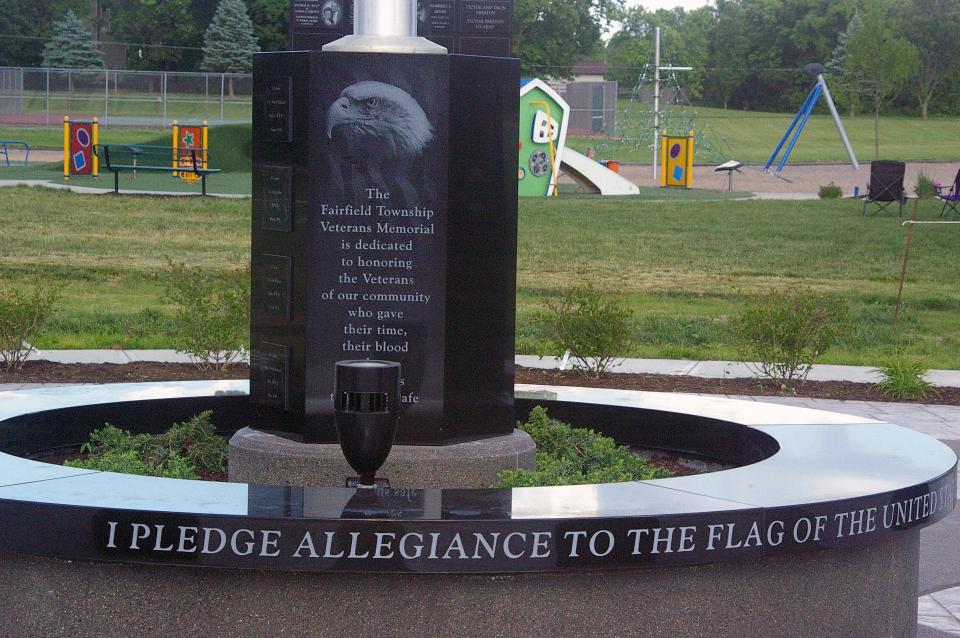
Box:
228 427 536 488
0 531 919 638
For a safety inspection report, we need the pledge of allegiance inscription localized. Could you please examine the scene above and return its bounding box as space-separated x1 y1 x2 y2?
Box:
306 55 449 431
94 476 956 572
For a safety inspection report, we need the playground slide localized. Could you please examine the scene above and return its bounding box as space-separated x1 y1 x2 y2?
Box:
561 148 640 196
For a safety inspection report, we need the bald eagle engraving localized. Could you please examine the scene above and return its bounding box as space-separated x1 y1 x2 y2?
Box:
325 81 434 205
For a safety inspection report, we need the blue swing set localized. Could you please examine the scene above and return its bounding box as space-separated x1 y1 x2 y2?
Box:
765 63 859 174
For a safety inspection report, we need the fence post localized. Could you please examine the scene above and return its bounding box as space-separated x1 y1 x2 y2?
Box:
45 68 49 126
220 74 225 123
104 69 109 124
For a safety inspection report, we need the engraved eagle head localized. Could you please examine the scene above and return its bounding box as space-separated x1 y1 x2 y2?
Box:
325 81 434 160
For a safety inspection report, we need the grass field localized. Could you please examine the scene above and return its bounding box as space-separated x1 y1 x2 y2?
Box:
2 186 958 368
566 105 960 165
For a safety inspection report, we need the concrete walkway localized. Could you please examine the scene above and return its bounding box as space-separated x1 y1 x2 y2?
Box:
515 354 960 387
0 179 248 198
4 350 960 634
8 349 960 388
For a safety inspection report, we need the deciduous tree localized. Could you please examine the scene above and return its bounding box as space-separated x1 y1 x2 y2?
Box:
902 0 960 119
844 1 918 158
513 0 622 77
0 0 88 67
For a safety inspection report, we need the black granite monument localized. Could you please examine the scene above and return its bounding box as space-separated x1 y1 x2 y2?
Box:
252 1 520 445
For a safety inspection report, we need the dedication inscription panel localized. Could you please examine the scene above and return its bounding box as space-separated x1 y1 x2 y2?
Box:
305 53 450 440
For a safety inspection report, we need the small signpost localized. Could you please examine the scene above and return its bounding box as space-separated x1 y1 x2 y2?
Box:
63 116 98 180
172 120 209 183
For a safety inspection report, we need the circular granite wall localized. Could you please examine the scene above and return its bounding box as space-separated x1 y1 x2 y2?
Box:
0 532 918 638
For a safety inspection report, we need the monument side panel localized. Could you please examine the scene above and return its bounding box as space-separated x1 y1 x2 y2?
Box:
304 52 450 443
251 52 312 434
443 54 520 441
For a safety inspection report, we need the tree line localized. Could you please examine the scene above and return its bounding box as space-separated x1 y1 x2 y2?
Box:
2 0 957 117
604 0 959 119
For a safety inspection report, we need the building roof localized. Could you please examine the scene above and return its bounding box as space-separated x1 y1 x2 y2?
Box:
571 60 607 76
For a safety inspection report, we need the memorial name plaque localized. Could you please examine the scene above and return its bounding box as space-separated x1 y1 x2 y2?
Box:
257 165 294 232
291 0 322 28
253 342 291 410
262 77 293 142
289 0 352 50
419 0 455 34
460 1 510 35
255 254 292 320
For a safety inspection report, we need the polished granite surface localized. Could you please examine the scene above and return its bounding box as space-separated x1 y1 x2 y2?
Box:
0 381 953 572
0 381 952 518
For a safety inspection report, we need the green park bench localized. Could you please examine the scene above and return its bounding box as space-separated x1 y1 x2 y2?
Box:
95 144 221 195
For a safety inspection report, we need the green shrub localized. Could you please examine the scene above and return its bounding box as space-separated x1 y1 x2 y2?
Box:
155 411 229 472
64 411 228 479
542 285 633 377
873 357 936 400
496 407 671 487
818 182 842 199
163 259 249 370
65 447 197 479
0 280 63 371
914 171 938 200
733 288 849 391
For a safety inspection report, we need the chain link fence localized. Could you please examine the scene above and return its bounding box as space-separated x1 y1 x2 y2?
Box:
0 66 252 127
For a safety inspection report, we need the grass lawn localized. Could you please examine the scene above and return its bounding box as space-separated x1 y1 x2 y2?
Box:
1 186 958 368
0 187 249 349
566 105 960 165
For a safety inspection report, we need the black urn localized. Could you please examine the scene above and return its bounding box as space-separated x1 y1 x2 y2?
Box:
334 360 401 488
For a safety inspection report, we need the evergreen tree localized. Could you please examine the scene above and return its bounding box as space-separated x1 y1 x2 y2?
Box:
41 9 105 69
201 0 261 74
826 11 863 116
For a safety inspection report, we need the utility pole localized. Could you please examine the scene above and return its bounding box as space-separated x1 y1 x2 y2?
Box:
651 27 692 182
652 27 660 181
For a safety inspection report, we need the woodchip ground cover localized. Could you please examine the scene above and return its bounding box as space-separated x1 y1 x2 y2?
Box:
566 105 960 164
1 186 958 368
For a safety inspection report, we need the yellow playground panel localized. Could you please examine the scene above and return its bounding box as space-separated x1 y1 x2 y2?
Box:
171 120 208 183
660 130 694 188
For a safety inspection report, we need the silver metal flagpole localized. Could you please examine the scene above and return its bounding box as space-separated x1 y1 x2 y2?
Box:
322 0 446 54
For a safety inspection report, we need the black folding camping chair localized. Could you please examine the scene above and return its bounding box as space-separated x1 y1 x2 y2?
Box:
862 160 906 216
935 167 960 218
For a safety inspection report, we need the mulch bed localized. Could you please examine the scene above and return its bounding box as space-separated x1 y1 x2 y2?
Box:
2 360 958 406
0 361 249 384
516 366 960 405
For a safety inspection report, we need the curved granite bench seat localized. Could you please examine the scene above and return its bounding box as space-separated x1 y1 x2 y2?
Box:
0 381 954 637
